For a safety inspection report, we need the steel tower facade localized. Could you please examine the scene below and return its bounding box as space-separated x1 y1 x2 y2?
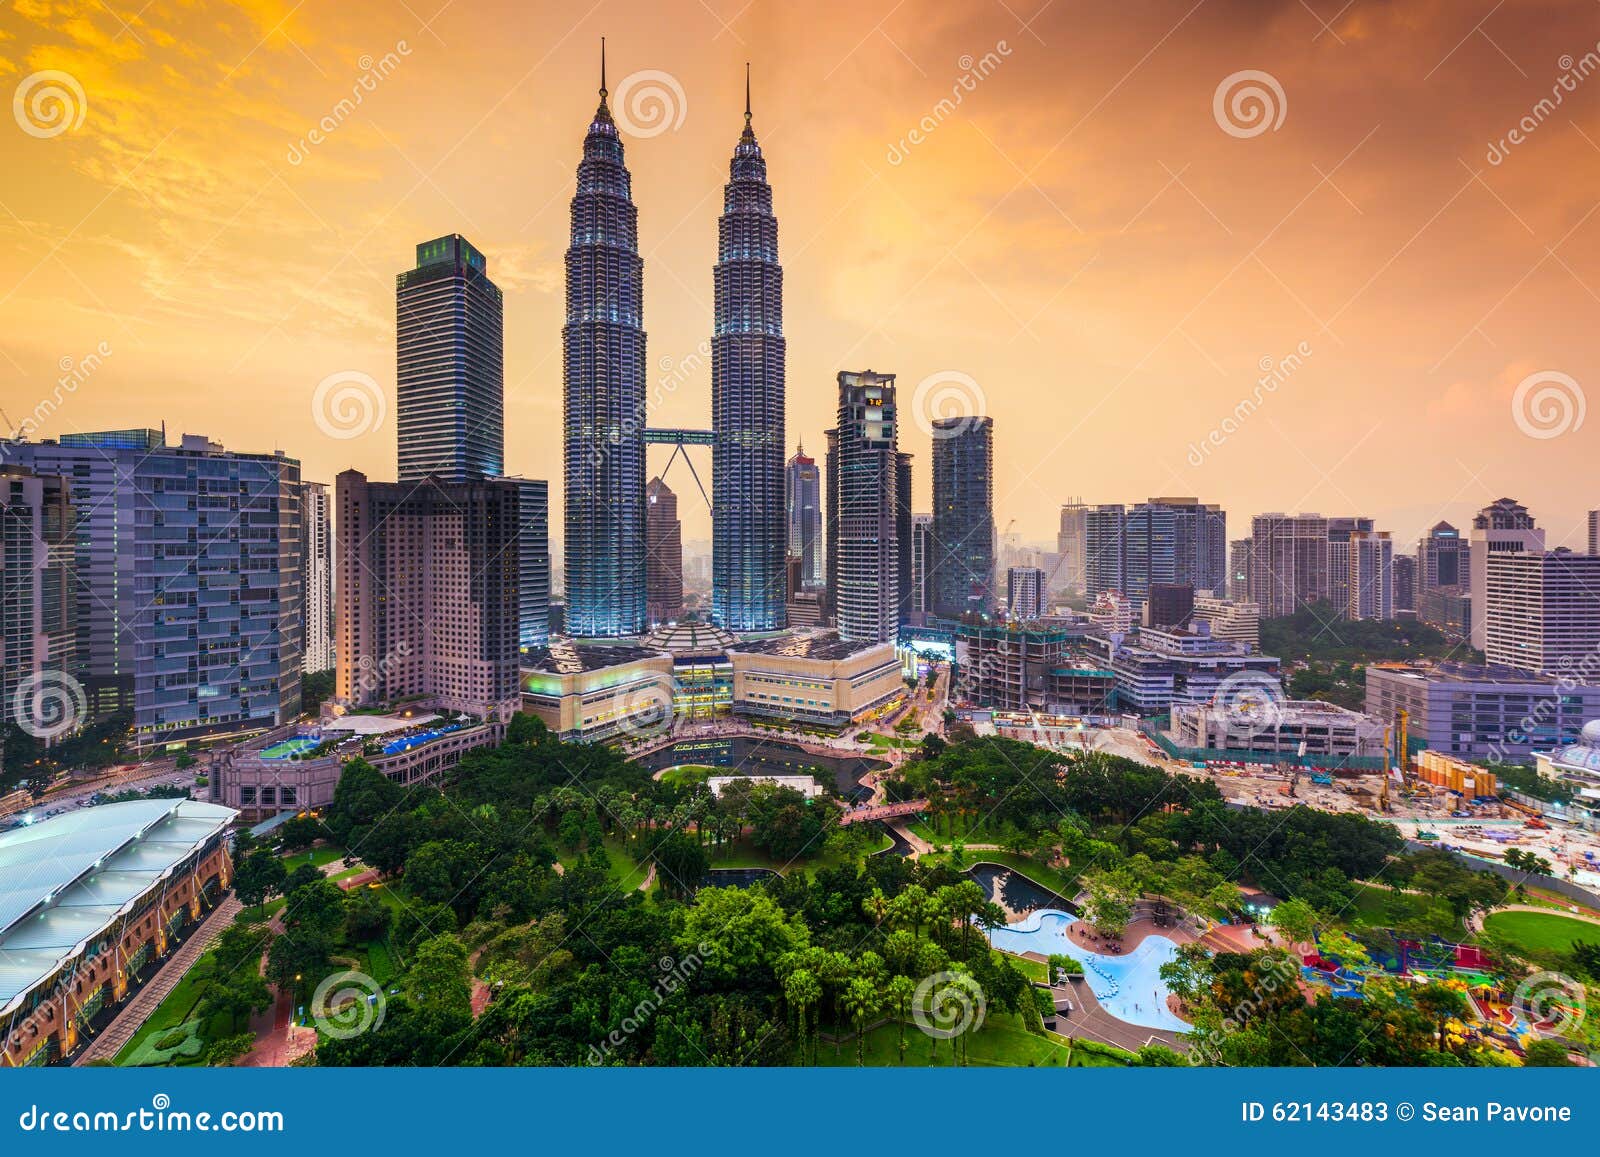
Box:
711 72 786 631
563 45 648 637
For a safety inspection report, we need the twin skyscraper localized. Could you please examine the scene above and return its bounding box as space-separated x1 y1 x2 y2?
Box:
563 44 786 637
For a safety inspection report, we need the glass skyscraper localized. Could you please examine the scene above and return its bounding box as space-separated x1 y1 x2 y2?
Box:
785 442 822 588
929 416 995 618
563 48 648 637
396 234 504 481
712 73 786 631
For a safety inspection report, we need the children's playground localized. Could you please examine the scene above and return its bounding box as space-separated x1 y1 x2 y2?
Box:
1298 935 1584 1060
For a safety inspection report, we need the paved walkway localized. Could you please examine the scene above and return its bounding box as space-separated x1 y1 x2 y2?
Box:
1028 962 1189 1054
74 895 242 1066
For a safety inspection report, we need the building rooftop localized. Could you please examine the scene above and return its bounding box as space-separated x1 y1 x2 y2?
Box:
641 621 738 657
522 638 665 675
1368 660 1554 684
0 798 236 1010
728 630 887 661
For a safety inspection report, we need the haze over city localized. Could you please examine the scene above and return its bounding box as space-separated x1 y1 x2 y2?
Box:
2 0 1598 551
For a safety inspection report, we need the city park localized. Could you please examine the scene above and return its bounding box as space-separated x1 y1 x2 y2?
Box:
73 694 1599 1070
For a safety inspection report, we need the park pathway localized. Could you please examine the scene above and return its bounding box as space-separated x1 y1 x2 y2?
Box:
74 895 242 1066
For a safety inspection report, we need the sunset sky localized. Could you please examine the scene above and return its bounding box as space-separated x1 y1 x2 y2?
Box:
1 0 1597 562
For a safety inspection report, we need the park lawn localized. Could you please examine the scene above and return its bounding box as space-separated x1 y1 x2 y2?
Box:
816 1011 1120 1067
559 834 655 895
863 733 918 750
114 947 235 1067
656 765 715 789
280 845 346 871
1000 949 1049 983
1483 910 1600 953
1344 884 1459 933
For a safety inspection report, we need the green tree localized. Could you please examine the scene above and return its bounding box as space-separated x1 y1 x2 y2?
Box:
843 976 881 1065
233 848 287 913
679 888 809 984
199 965 272 1033
784 967 821 1065
1412 982 1469 1054
1522 1039 1574 1067
408 934 471 1020
886 973 916 1064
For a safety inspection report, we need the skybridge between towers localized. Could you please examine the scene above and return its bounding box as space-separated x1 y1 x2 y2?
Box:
646 427 714 512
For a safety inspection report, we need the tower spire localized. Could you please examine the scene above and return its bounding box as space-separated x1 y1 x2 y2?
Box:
740 61 757 144
601 37 607 100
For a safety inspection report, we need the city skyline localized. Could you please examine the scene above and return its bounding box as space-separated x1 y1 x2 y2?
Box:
2 2 1599 557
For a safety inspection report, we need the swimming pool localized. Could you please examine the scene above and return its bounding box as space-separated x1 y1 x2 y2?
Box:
382 724 463 756
259 736 321 760
987 909 1191 1034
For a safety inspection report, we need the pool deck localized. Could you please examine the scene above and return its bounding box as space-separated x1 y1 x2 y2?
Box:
1024 957 1191 1054
1062 913 1199 957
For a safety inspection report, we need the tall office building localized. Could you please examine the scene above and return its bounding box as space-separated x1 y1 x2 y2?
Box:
4 431 302 747
1591 510 1600 556
1418 521 1468 590
512 478 551 649
1083 498 1225 606
895 451 915 626
1484 548 1600 675
1249 513 1331 617
1056 500 1088 595
645 477 684 627
785 442 823 588
396 234 504 482
929 416 995 618
825 371 901 644
1347 529 1393 620
0 468 76 748
910 514 933 617
1469 498 1543 651
1007 566 1044 621
1326 517 1374 617
1392 553 1417 615
712 72 786 632
563 48 648 638
336 470 520 718
1228 537 1253 602
299 480 335 673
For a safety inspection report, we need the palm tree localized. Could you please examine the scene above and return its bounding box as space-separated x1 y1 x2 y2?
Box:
862 887 890 934
886 974 916 1064
843 977 881 1065
785 968 822 1065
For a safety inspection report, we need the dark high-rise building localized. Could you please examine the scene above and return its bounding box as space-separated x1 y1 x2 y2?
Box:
826 371 900 644
1228 537 1253 602
1143 582 1195 629
299 480 334 673
929 416 995 617
397 234 504 482
0 467 76 749
1393 553 1417 614
712 71 786 632
1418 520 1467 590
896 450 914 626
645 477 684 626
785 442 823 589
336 470 521 719
512 478 551 650
910 514 933 617
563 44 648 638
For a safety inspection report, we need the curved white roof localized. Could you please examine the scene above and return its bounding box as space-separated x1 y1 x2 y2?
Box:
0 798 236 1012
